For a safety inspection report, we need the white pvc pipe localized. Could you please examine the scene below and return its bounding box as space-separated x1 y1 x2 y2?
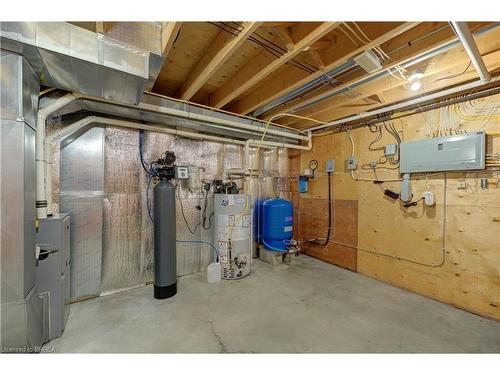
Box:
244 132 312 171
36 93 76 218
306 76 500 132
247 131 312 151
451 22 491 83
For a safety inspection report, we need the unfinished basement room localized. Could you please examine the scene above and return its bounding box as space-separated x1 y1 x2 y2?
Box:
1 2 500 372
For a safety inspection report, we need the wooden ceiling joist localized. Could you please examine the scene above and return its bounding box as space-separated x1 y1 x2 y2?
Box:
209 22 340 109
161 22 183 56
227 22 419 115
179 22 262 101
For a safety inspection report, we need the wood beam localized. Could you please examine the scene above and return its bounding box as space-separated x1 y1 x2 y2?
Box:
209 22 340 109
309 50 325 69
226 22 419 115
274 27 295 50
95 22 105 34
161 22 182 57
179 22 262 100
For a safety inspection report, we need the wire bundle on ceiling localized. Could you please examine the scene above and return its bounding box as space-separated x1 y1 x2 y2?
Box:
209 21 319 74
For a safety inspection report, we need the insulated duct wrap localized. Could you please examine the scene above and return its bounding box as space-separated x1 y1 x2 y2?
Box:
102 128 142 292
59 127 104 301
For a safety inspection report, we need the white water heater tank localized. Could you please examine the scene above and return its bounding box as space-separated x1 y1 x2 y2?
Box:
213 194 252 279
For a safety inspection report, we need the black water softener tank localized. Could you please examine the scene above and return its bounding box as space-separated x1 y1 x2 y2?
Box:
153 152 177 299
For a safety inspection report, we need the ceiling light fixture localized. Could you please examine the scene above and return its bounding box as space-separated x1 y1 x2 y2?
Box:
408 80 422 91
405 70 424 91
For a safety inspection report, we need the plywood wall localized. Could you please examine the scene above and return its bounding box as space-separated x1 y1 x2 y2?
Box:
290 93 500 321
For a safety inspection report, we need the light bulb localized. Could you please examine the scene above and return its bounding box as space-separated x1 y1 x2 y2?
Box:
409 80 422 91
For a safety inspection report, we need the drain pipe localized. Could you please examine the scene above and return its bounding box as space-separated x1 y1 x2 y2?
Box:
244 131 312 171
450 22 491 83
246 131 313 151
36 93 76 218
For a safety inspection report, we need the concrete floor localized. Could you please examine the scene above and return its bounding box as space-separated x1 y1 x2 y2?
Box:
48 255 500 353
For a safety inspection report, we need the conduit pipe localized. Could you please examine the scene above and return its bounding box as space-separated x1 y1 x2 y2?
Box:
450 22 491 83
36 93 77 218
45 116 313 215
306 76 500 132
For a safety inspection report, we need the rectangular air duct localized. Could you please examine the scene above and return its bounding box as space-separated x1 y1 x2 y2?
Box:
0 22 153 104
353 50 382 73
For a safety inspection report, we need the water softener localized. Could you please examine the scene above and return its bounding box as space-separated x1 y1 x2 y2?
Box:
149 150 178 299
154 179 177 299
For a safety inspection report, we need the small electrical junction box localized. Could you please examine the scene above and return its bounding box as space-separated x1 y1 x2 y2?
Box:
175 165 189 180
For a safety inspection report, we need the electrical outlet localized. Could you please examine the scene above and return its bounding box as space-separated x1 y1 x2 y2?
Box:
346 156 357 170
370 160 378 168
457 179 467 190
423 191 435 206
385 144 397 156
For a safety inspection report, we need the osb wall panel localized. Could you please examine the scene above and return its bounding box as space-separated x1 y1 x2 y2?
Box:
292 93 500 321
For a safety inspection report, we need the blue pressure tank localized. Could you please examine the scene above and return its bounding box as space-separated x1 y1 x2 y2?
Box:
262 198 293 252
253 198 264 244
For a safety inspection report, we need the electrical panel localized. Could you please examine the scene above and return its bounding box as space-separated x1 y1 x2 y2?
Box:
175 165 189 180
399 131 485 173
325 159 335 173
346 156 357 170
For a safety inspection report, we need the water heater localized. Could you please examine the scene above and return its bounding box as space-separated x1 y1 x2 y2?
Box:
213 194 252 279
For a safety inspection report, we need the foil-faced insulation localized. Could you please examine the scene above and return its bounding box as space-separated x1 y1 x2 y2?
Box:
59 126 105 301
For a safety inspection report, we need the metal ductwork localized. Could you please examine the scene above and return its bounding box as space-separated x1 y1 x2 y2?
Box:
0 22 154 104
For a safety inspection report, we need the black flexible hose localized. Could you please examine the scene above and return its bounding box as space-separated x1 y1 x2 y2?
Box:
306 171 332 246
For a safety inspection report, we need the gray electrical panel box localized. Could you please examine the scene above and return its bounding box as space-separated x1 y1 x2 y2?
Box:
400 131 485 173
35 213 71 341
